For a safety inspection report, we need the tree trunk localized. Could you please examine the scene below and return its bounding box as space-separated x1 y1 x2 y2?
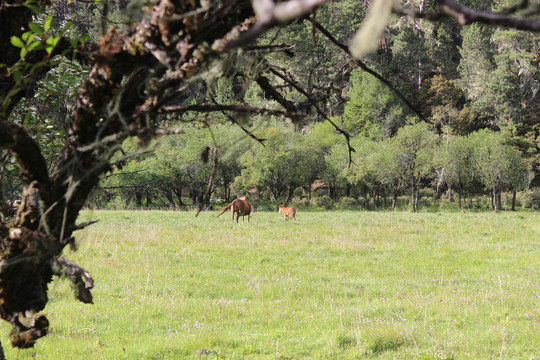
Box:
411 181 417 212
222 179 230 202
492 186 498 212
198 191 210 209
146 190 152 208
172 186 184 206
135 191 142 207
163 191 176 210
286 187 295 203
511 190 517 211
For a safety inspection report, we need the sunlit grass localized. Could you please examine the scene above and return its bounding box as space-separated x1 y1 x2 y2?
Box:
2 210 539 359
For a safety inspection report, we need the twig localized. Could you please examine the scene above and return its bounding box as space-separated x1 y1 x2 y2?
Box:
439 0 540 30
73 219 100 231
52 257 94 304
208 94 267 146
395 0 540 31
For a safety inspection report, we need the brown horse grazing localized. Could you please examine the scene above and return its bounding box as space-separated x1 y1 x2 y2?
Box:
216 197 251 223
278 204 296 220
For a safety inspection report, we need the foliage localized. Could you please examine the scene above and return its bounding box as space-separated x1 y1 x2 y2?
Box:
516 188 540 209
470 130 528 191
342 69 408 138
437 134 478 207
236 124 320 202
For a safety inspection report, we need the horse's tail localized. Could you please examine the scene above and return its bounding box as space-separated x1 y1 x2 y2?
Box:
215 201 234 217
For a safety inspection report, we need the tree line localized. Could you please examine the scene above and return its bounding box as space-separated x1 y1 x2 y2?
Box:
97 117 533 212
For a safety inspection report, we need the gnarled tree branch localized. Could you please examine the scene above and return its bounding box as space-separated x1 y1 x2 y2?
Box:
160 103 304 121
0 121 49 188
439 0 540 30
394 0 540 32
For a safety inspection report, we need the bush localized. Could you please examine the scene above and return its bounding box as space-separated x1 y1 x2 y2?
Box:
475 195 491 210
106 196 130 210
336 334 357 349
338 197 359 209
516 188 540 209
310 195 334 209
420 187 437 201
290 197 310 208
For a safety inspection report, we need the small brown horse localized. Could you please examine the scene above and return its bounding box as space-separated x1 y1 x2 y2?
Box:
216 197 251 223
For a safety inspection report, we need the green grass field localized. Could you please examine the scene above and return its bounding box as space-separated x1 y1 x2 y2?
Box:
2 210 539 359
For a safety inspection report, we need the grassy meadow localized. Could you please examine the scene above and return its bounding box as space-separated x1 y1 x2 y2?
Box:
2 209 539 359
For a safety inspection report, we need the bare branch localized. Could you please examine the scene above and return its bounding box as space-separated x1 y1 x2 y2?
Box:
0 121 49 187
207 94 267 146
73 220 99 231
52 257 94 304
499 0 532 15
225 0 331 49
256 75 298 113
395 1 540 32
245 44 297 54
438 0 540 31
160 103 304 121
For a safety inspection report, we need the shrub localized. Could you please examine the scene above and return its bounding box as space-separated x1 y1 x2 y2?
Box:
310 195 333 209
516 188 540 209
290 197 310 208
420 187 437 201
338 197 359 209
106 196 129 210
366 336 405 354
336 334 357 349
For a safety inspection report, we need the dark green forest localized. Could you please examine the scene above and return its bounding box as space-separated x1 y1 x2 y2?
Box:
9 0 536 213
